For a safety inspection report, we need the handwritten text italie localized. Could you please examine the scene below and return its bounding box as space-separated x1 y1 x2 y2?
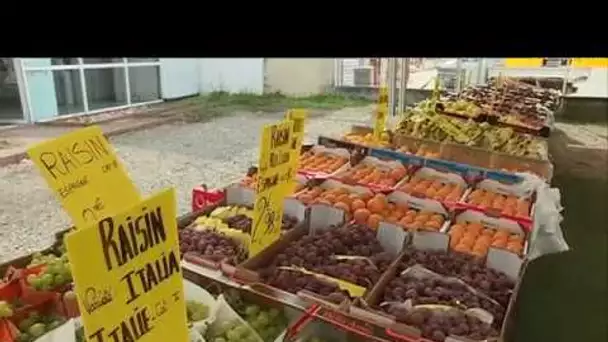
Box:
87 205 181 342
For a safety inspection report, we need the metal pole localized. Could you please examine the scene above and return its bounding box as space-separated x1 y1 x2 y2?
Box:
561 60 571 95
476 58 484 85
455 58 463 92
398 58 409 114
387 58 397 117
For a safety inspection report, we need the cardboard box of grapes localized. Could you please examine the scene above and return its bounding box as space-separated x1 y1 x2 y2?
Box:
181 185 308 275
204 288 300 342
355 224 527 342
282 305 389 342
231 204 408 311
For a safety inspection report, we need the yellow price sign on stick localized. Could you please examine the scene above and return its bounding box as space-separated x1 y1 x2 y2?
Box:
286 109 307 193
250 120 296 256
27 126 140 228
65 188 188 342
374 87 389 139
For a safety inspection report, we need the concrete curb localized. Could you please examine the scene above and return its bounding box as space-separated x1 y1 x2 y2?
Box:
0 115 184 168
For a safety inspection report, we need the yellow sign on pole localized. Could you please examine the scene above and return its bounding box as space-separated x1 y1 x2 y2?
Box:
250 120 295 256
571 58 608 68
504 58 544 68
27 126 140 228
374 87 388 139
65 188 188 342
286 109 307 193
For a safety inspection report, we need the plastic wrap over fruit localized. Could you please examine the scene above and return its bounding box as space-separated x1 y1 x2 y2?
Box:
30 318 76 342
184 280 217 336
205 295 263 342
526 175 568 260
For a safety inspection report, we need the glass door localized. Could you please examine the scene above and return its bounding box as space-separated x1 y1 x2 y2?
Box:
0 58 27 123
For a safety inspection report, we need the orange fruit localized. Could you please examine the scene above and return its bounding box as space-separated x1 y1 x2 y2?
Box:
453 243 470 253
409 221 423 231
367 198 385 214
353 208 371 224
424 220 442 231
405 214 417 223
351 199 366 211
297 193 313 204
491 239 507 248
367 214 383 230
334 201 350 213
390 168 407 182
430 215 444 224
451 224 466 232
317 199 332 206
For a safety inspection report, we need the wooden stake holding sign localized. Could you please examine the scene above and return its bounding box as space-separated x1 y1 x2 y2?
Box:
65 188 189 342
286 109 307 194
373 87 389 140
250 119 296 256
27 126 141 228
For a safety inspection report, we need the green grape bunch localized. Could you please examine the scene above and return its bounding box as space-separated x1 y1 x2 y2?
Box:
186 300 210 323
26 253 72 291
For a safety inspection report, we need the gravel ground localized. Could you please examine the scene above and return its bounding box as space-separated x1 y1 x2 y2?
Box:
554 122 608 149
0 106 374 262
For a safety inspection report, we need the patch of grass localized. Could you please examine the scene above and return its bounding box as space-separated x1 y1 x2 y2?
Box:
185 91 373 121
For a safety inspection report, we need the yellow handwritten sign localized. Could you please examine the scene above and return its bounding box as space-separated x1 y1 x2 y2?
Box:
65 188 188 342
374 87 388 139
27 126 140 228
250 120 295 256
286 109 307 193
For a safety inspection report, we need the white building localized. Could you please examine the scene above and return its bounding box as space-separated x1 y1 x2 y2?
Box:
0 58 336 124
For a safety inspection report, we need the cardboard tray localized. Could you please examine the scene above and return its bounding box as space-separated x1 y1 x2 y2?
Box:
298 145 351 179
333 156 408 193
457 178 536 228
231 204 407 307
183 185 308 274
356 226 528 342
378 192 451 234
444 209 529 279
394 166 469 209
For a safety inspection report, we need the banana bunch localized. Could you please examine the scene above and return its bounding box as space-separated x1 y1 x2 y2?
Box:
442 99 481 118
489 129 545 158
209 205 253 220
194 216 231 231
396 111 547 159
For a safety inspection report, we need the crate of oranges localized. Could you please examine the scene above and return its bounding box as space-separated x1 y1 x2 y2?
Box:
374 192 450 233
336 156 408 192
447 210 526 259
294 179 373 209
297 145 351 178
459 178 534 226
396 167 468 207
